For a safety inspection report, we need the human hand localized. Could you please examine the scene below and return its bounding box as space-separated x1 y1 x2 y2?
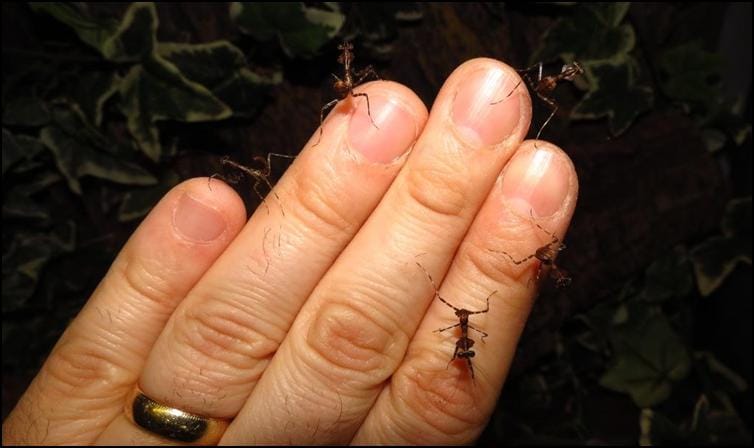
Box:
3 57 578 445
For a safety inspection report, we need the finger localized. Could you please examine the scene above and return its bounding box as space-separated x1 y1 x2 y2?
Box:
1 179 246 445
221 58 532 444
354 141 579 444
98 81 429 444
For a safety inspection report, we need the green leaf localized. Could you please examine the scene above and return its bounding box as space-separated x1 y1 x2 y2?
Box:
119 54 232 161
572 60 653 135
721 197 750 240
231 2 344 58
2 130 47 175
118 170 181 222
31 2 157 63
691 197 751 296
642 409 685 445
100 2 158 62
2 222 76 312
30 2 118 56
3 189 51 222
3 138 62 222
345 3 423 58
699 100 752 149
641 247 693 303
212 69 281 116
48 101 112 150
531 3 635 64
158 41 281 116
158 41 248 88
72 71 120 126
40 125 157 194
3 129 26 175
694 352 748 395
691 237 750 296
2 93 50 127
600 305 691 408
658 41 723 109
702 128 726 153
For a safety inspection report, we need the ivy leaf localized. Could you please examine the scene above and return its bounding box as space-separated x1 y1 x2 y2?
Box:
641 247 693 303
158 41 281 116
30 3 118 57
2 190 51 222
346 3 423 58
693 351 748 395
572 60 653 135
31 2 157 63
47 101 119 157
691 197 751 296
119 54 232 161
231 2 344 58
702 128 726 153
2 222 76 312
2 132 58 220
40 125 157 194
2 130 47 175
2 93 50 127
532 3 635 64
118 170 181 222
212 69 281 116
157 41 248 88
3 129 26 175
658 41 723 110
600 305 691 408
100 2 157 62
72 71 121 127
642 409 685 445
22 170 64 195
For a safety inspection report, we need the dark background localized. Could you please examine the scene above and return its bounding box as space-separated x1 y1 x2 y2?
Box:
2 3 751 444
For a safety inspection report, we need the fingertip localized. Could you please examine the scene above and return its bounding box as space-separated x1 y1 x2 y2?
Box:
358 80 429 125
423 57 532 150
500 140 578 222
346 80 429 164
170 178 248 242
124 177 247 263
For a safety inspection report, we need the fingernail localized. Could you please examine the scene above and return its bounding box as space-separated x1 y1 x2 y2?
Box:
501 148 570 217
452 68 520 147
348 95 417 163
173 193 227 242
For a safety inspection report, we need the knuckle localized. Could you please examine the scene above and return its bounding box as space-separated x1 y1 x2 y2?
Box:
45 334 130 393
404 157 469 220
112 255 176 313
392 361 486 443
290 166 358 237
463 239 530 290
461 242 536 317
304 297 407 384
175 293 281 374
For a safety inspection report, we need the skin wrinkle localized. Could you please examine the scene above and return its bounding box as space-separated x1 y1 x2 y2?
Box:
305 302 401 382
460 240 531 298
115 256 176 311
195 278 292 342
389 370 481 443
402 144 472 220
182 311 274 370
271 369 355 443
323 269 415 339
285 144 361 237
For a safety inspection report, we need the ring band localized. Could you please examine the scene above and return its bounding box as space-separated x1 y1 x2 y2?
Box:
124 386 230 444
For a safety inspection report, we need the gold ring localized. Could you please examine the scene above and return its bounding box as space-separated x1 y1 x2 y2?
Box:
124 386 230 444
